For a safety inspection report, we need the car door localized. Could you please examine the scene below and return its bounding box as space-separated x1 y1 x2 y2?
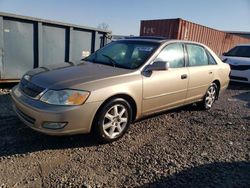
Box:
142 43 189 114
185 44 214 103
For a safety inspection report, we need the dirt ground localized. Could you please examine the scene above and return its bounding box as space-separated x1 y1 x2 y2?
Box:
0 82 249 188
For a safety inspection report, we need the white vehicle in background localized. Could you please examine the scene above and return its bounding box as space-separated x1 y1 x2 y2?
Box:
221 44 250 84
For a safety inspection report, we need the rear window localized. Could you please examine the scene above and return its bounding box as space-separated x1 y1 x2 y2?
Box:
225 46 250 58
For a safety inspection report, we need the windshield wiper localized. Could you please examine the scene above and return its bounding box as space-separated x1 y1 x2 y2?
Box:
101 54 117 67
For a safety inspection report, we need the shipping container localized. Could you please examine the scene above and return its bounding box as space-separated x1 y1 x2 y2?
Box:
140 18 250 55
0 12 111 82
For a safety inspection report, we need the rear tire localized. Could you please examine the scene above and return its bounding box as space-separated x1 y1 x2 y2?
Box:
197 83 218 110
92 98 132 143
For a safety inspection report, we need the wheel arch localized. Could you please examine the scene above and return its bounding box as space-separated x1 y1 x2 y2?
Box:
212 79 221 99
91 93 138 131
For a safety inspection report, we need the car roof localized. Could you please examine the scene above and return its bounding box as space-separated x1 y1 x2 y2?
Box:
118 36 168 43
118 37 206 46
235 44 250 47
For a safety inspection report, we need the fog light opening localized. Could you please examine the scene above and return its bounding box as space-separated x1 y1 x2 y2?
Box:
42 122 67 129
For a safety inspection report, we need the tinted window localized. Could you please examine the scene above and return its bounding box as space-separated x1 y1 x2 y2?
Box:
207 51 217 65
155 43 185 68
225 46 250 58
84 41 159 69
187 44 209 66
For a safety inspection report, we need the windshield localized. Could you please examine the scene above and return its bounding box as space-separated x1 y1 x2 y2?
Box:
84 40 159 69
225 46 250 58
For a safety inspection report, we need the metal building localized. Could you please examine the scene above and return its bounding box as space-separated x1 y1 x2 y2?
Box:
140 18 250 55
0 12 111 82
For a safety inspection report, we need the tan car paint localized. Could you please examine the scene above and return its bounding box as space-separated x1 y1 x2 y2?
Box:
142 67 189 114
77 72 143 119
11 40 230 136
185 65 214 102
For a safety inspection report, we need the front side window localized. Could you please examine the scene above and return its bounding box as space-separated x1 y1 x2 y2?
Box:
186 44 209 66
84 41 159 69
155 43 185 68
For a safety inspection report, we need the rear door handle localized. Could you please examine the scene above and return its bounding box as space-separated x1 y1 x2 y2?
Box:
181 74 188 79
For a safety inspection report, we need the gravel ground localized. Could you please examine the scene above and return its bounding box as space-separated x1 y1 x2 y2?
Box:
0 82 249 188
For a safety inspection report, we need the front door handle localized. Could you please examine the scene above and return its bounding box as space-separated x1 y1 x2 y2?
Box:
181 74 188 79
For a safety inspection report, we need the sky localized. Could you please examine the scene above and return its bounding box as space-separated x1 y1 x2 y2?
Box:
0 0 249 35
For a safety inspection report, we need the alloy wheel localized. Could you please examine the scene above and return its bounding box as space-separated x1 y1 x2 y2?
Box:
102 104 128 139
205 85 216 108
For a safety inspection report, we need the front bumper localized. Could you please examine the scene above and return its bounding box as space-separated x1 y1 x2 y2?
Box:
11 85 102 135
230 69 250 84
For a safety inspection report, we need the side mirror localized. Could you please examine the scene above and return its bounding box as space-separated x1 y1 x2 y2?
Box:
222 52 227 56
145 61 169 72
221 58 228 63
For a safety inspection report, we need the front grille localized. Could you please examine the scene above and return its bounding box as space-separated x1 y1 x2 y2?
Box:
15 106 36 125
230 64 250 71
19 78 45 98
230 75 248 81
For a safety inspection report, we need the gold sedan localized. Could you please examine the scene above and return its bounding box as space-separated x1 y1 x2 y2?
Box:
11 38 230 143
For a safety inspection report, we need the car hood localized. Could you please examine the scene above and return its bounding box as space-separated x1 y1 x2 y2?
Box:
26 61 132 89
221 56 250 65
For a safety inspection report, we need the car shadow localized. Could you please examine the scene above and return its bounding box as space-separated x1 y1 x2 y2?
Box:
0 82 18 90
0 120 99 157
0 90 219 158
232 91 250 109
140 161 250 188
0 95 200 157
226 82 250 109
0 89 202 158
0 81 249 157
0 94 101 157
227 81 250 91
135 103 204 123
243 116 250 120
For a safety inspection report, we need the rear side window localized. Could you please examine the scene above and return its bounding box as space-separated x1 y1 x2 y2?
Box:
207 51 217 65
186 44 209 66
155 43 185 68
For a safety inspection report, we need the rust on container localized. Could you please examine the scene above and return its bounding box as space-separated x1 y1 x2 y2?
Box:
140 19 180 39
140 18 250 55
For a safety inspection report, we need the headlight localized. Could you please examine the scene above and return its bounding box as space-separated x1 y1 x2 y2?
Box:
40 89 90 105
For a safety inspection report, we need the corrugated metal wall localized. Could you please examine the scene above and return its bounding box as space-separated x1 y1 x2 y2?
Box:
140 18 250 55
140 19 179 39
221 33 250 54
178 19 227 55
0 12 111 81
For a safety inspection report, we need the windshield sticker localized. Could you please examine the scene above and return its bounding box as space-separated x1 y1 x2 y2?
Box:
136 47 154 52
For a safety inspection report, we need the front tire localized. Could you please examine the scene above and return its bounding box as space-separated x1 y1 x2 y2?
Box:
198 83 218 110
92 98 132 143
